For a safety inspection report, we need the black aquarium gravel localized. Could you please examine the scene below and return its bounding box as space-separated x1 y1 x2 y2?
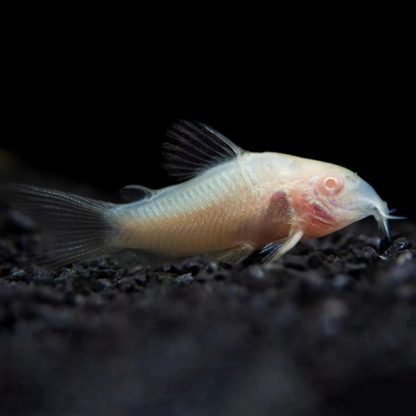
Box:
1 203 416 416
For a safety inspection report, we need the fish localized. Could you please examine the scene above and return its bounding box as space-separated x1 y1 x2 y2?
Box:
1 120 404 267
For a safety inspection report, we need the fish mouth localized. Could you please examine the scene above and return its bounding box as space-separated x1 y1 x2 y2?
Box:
349 180 405 239
356 197 405 240
373 205 405 240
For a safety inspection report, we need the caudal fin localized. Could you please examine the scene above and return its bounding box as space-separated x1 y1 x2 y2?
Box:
1 184 118 267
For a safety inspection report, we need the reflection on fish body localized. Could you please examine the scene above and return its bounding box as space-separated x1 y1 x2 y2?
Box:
2 120 404 266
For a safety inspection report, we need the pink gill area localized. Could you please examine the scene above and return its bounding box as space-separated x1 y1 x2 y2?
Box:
292 191 336 239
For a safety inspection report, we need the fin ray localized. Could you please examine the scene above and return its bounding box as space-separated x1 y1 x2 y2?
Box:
1 184 118 267
163 120 244 180
210 244 254 265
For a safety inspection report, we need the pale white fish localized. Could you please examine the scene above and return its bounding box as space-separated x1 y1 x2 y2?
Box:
2 120 404 267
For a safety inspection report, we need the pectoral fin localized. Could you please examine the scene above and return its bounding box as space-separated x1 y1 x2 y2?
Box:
255 241 284 263
257 230 304 263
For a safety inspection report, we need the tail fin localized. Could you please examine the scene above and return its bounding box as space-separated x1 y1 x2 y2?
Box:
1 184 118 267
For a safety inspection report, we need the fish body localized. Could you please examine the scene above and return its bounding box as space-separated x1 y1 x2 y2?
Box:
116 152 287 256
115 152 320 255
2 120 403 266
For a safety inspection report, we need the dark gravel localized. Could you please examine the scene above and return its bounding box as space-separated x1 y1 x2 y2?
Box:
1 204 416 416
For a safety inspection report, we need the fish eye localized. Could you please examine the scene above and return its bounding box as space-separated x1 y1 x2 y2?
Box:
320 176 344 196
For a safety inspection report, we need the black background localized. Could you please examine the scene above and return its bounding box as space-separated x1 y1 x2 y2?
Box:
1 19 413 219
1 11 416 416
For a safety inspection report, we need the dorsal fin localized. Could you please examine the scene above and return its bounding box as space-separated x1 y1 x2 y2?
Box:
163 120 244 180
119 184 155 202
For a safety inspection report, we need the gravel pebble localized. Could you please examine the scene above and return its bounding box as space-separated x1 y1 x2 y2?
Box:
0 206 415 416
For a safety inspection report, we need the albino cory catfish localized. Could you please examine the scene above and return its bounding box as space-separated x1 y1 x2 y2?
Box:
3 120 403 266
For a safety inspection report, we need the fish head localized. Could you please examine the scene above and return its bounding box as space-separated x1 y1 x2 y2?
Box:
290 160 403 239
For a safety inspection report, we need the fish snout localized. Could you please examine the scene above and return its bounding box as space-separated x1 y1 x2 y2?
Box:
350 179 404 239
